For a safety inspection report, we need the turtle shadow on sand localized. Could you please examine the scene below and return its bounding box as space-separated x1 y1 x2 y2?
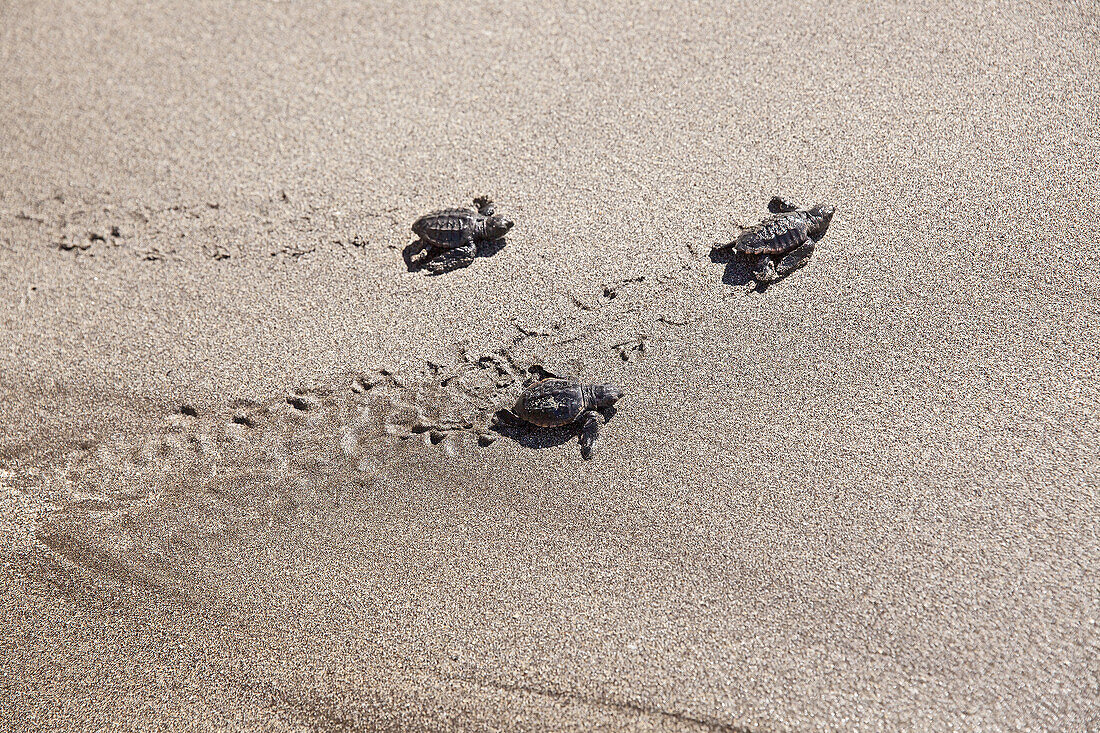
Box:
402 236 509 275
708 246 772 292
490 405 619 457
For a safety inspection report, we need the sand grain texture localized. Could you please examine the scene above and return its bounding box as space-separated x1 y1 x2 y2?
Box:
1 1 1098 730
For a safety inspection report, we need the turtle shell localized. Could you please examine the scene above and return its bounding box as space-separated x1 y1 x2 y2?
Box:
512 379 586 428
411 208 479 249
734 212 811 256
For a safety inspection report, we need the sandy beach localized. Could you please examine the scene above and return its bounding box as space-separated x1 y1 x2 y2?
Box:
1 1 1098 730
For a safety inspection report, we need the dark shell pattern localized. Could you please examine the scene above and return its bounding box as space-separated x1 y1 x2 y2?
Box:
412 208 479 249
734 212 812 256
512 379 586 428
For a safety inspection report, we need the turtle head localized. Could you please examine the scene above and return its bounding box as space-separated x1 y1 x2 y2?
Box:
592 384 624 409
807 204 835 236
483 214 514 240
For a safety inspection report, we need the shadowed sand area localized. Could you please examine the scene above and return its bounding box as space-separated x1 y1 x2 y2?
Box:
1 1 1098 730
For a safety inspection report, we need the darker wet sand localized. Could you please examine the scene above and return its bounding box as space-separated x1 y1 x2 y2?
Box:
1 1 1098 730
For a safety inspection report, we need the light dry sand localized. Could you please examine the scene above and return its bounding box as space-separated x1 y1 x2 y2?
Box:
1 1 1098 730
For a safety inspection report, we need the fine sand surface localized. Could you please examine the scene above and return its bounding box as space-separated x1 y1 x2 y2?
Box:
2 1 1098 730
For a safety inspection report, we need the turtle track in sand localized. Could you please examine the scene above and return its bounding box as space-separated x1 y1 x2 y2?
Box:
5 189 779 600
0 187 402 263
13 258 709 597
15 349 564 594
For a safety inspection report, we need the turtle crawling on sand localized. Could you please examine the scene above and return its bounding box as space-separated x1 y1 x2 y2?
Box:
409 197 513 273
496 376 624 459
725 196 835 283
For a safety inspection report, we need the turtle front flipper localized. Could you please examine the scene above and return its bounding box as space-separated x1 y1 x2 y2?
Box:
774 240 815 279
473 196 495 217
424 240 477 275
578 410 603 459
768 196 799 214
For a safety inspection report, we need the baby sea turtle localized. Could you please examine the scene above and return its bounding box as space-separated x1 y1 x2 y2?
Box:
727 196 835 283
498 376 624 459
410 196 513 273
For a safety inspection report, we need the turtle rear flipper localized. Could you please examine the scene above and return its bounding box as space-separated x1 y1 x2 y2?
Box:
768 196 799 214
721 221 749 248
402 238 434 272
491 409 527 429
524 364 563 385
751 255 778 283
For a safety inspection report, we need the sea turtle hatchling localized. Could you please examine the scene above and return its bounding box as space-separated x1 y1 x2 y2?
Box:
727 196 835 283
410 196 513 273
499 377 624 459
